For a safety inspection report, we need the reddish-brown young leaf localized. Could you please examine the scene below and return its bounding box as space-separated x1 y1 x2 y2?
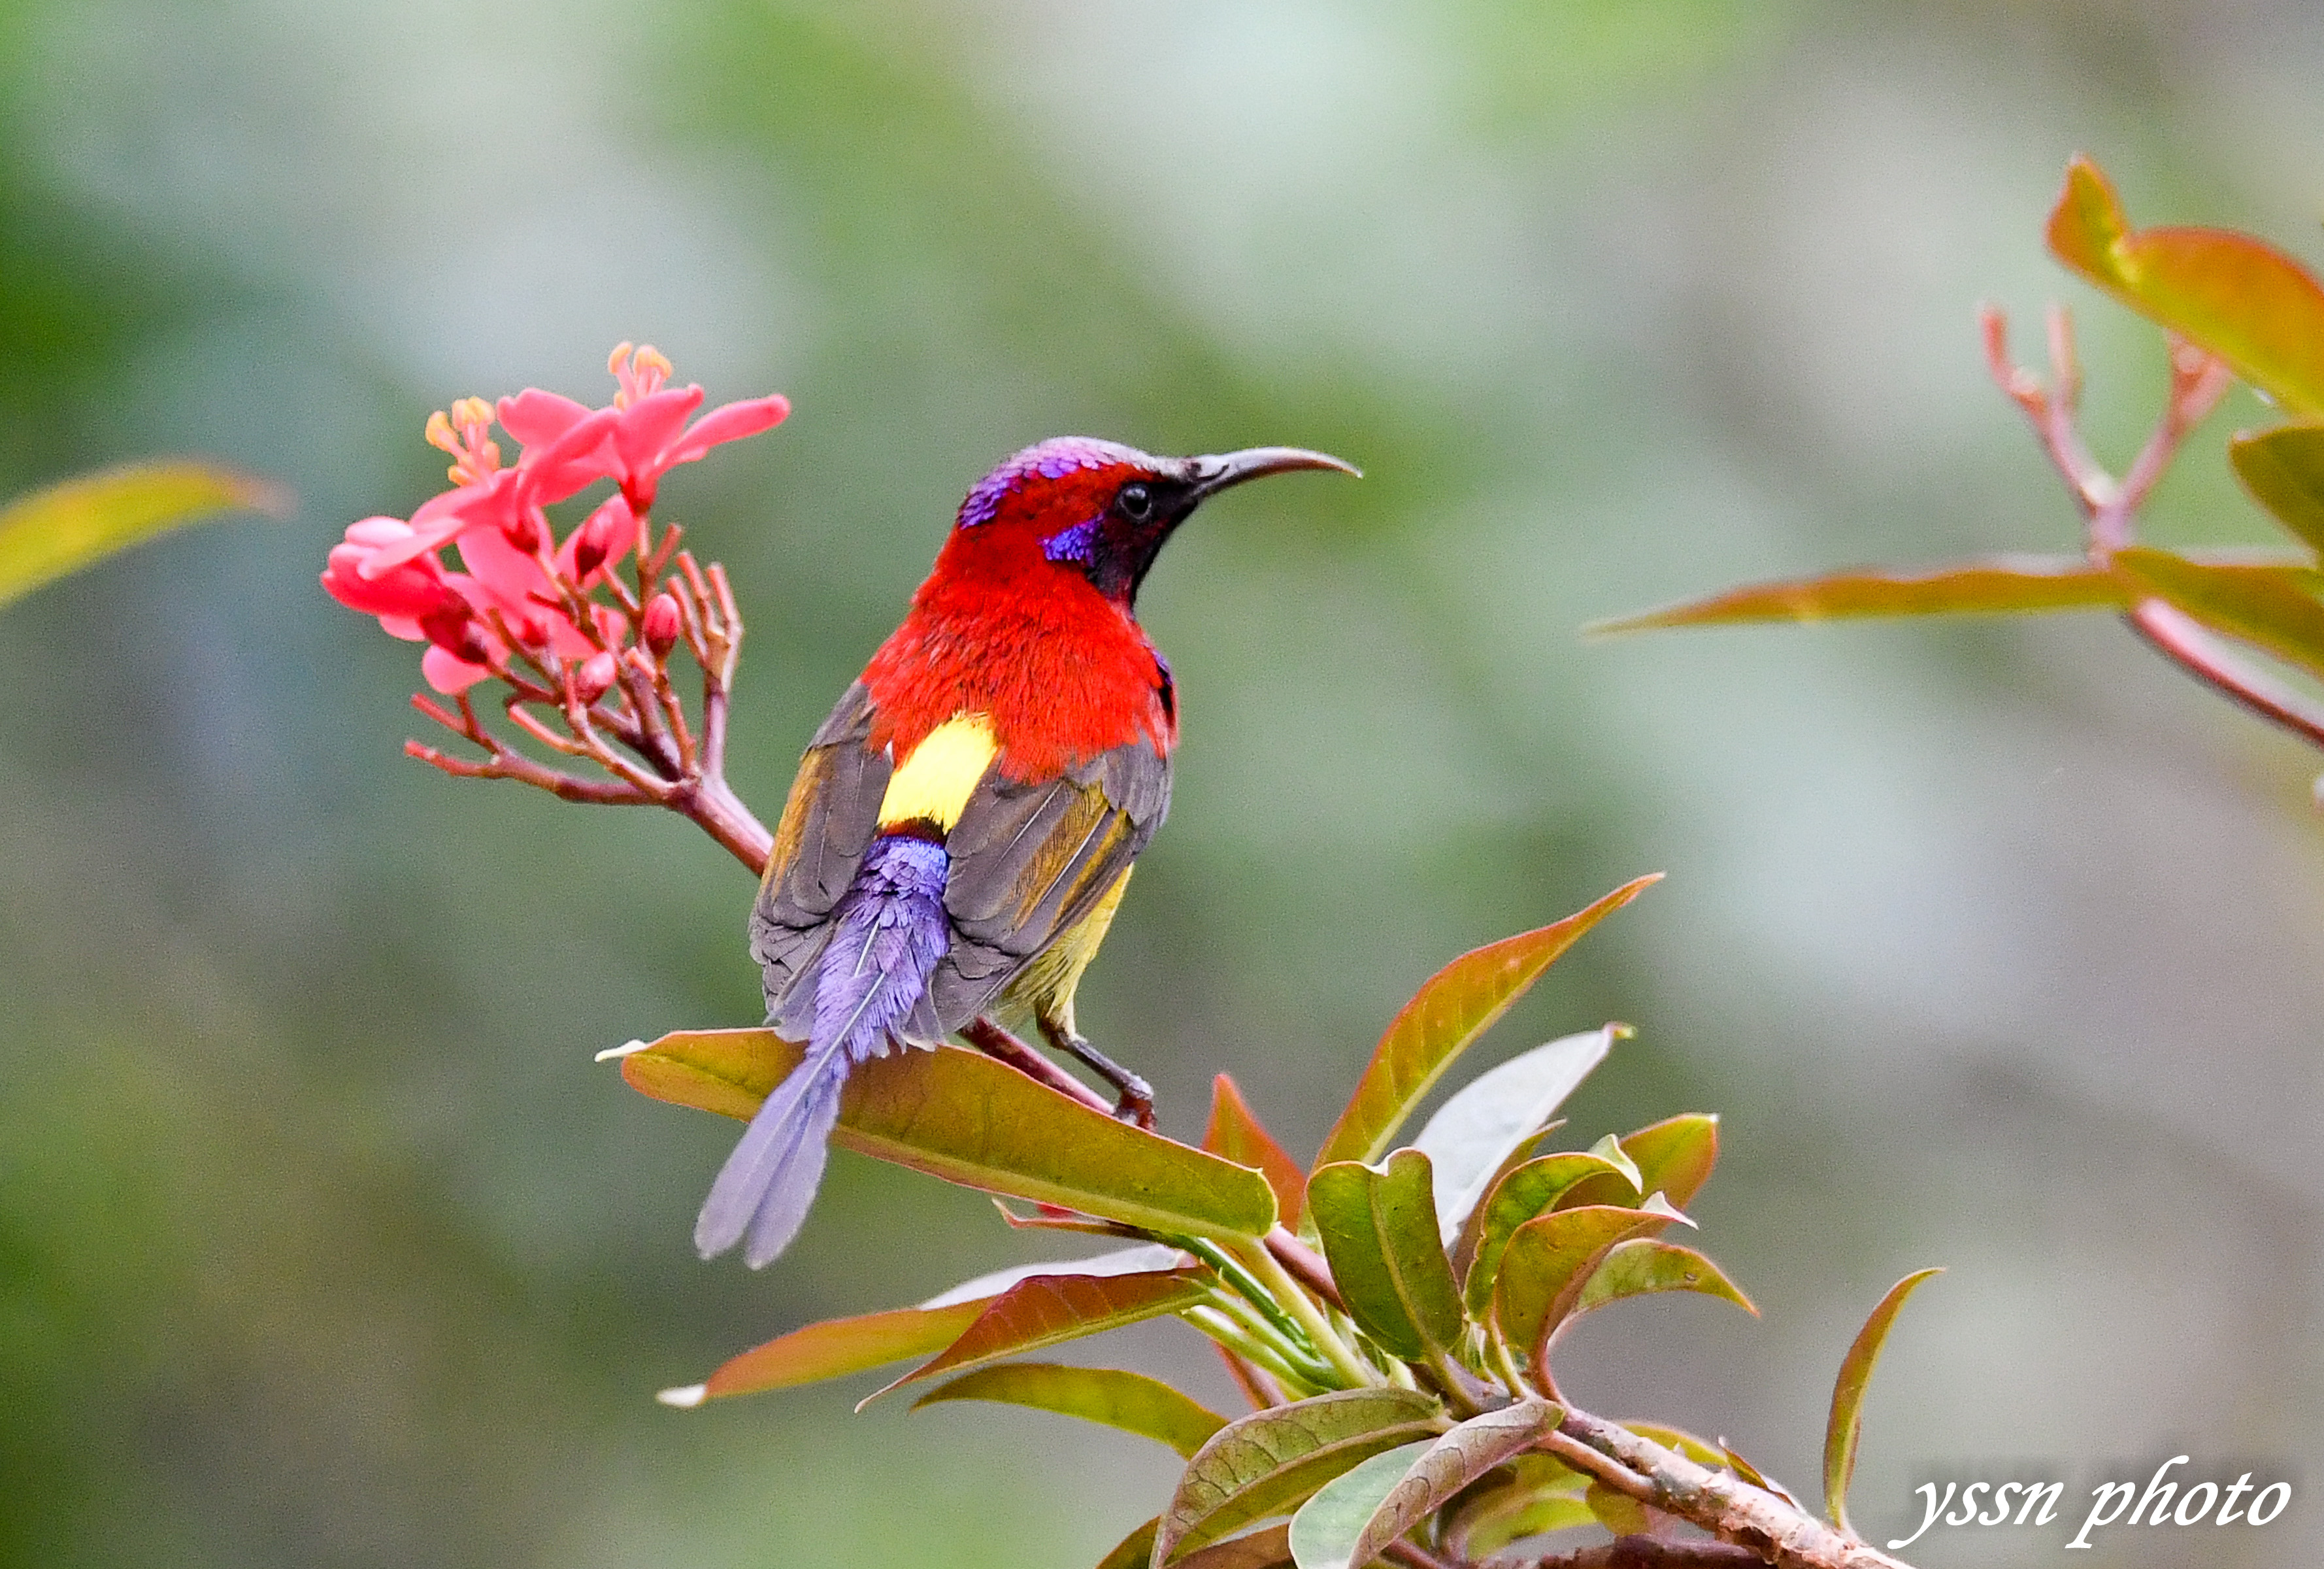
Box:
1591 556 2127 634
862 1268 1212 1405
669 1300 989 1404
2047 155 2324 419
1204 1074 1308 1222
1312 877 1659 1175
1493 1206 1671 1372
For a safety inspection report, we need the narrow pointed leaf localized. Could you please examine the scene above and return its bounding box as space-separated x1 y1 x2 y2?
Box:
1461 1153 1631 1317
1206 1075 1308 1221
1412 1026 1619 1240
1493 1206 1669 1366
1623 1423 1731 1470
1332 1400 1563 1569
2231 425 2324 556
622 1031 1276 1240
1823 1268 1944 1536
866 1268 1210 1404
2048 155 2324 418
914 1363 1227 1457
1307 1151 1465 1360
0 460 286 611
920 1243 1186 1308
1573 1240 1757 1319
1719 1441 1801 1508
1591 556 2125 633
1314 877 1659 1173
2112 547 2324 679
688 1300 988 1401
1153 1389 1444 1563
1439 1454 1591 1561
1286 1439 1435 1569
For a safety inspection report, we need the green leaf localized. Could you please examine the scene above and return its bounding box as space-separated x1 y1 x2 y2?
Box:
1152 1389 1444 1563
1573 1240 1757 1320
1589 556 2126 633
1205 1074 1308 1222
2230 425 2324 556
865 1268 1212 1405
1285 1440 1435 1569
1823 1268 1944 1536
1312 877 1659 1174
1719 1441 1800 1508
620 1032 1277 1240
1411 1026 1619 1241
1098 1519 1161 1569
1306 1151 1466 1361
1492 1206 1670 1367
1438 1455 1591 1561
669 1299 989 1403
0 460 286 611
1615 1114 1721 1211
1461 1153 1631 1317
1584 1482 1652 1536
914 1363 1227 1457
2046 155 2324 419
2112 547 2324 679
1307 1400 1563 1569
1623 1423 1728 1469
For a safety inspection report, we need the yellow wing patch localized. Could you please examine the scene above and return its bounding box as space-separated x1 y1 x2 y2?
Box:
878 712 999 832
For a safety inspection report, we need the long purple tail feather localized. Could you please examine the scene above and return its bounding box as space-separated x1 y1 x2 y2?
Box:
697 834 951 1267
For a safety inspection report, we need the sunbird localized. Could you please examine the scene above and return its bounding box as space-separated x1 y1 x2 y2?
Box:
696 437 1356 1266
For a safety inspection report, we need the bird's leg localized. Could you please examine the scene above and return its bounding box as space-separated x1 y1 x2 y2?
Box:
1035 1000 1155 1128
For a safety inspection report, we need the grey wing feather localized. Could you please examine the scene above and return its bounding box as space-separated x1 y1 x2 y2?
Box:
922 739 1171 1032
748 682 892 1030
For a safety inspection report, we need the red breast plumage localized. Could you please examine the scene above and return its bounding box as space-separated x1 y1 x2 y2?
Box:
697 437 1356 1267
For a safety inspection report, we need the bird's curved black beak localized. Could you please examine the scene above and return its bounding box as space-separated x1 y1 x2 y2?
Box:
1183 447 1362 503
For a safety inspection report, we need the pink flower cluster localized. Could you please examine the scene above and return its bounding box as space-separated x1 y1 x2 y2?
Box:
324 345 788 693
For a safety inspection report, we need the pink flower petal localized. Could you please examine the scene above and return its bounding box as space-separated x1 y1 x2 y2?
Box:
667 394 790 465
497 388 596 448
612 385 704 478
515 404 622 506
455 520 556 607
422 644 495 694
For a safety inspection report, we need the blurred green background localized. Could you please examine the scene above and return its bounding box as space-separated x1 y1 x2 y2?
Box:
3 2 2320 1565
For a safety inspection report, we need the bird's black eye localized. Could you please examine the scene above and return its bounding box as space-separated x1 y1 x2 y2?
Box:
1116 482 1154 522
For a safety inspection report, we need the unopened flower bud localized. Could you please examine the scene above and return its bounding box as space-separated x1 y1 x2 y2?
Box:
501 508 543 553
643 592 682 657
574 650 619 704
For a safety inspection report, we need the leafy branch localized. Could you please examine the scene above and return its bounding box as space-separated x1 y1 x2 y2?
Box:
613 879 1936 1569
1597 154 2324 777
